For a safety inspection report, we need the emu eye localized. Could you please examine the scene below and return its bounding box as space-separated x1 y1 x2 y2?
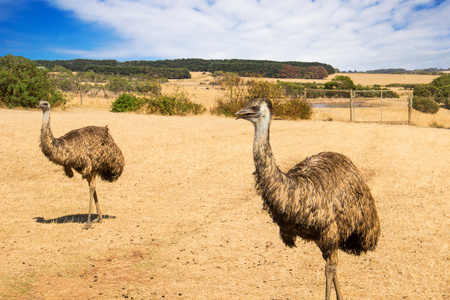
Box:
252 106 259 112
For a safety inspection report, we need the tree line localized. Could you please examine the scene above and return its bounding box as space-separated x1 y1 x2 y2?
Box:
83 65 191 79
365 68 449 75
34 58 335 79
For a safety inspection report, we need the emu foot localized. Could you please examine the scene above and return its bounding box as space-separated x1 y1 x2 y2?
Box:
91 215 103 224
82 215 102 229
83 223 93 230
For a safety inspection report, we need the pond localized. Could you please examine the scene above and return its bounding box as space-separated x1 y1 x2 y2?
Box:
311 102 367 108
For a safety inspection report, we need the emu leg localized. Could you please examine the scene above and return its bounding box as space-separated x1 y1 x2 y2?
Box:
85 176 102 229
92 178 102 223
324 250 344 300
85 176 95 229
325 264 333 300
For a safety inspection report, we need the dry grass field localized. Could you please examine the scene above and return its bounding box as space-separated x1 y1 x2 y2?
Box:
1 72 449 299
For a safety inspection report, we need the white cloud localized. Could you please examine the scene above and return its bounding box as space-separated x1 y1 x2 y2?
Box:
46 0 450 70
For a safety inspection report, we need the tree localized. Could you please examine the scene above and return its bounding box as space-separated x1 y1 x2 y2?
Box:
430 74 450 107
213 72 246 102
0 54 65 108
278 65 304 78
413 74 450 109
305 66 328 79
324 75 356 90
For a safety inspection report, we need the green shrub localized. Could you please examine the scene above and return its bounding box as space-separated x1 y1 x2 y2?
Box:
272 99 313 120
133 81 161 95
53 76 78 92
442 98 450 110
0 54 66 108
435 84 450 107
211 99 248 117
212 78 312 120
105 77 132 93
111 93 143 112
276 81 305 99
412 97 440 114
324 75 356 90
145 93 206 116
213 97 312 120
247 80 283 100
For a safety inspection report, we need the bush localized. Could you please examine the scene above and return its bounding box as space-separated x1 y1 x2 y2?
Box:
106 77 132 93
53 76 78 92
0 54 66 108
272 99 313 120
212 76 312 120
145 92 206 116
412 97 440 114
111 91 205 115
413 74 450 107
211 99 248 117
276 81 305 99
443 99 450 110
134 81 161 95
324 75 356 90
435 84 450 106
111 93 143 112
246 80 283 100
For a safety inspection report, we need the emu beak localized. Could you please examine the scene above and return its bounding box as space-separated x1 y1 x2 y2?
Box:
235 107 252 120
235 112 244 120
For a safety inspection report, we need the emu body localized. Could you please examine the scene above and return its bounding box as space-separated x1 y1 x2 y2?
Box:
236 99 380 300
38 101 124 228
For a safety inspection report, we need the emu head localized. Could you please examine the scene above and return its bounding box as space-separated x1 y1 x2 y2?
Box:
235 99 273 124
37 100 51 112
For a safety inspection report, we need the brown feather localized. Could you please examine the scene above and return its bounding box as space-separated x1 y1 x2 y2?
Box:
40 123 124 182
237 98 380 260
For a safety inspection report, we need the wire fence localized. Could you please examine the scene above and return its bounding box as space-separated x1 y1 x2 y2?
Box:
50 74 447 125
302 89 413 124
49 73 161 105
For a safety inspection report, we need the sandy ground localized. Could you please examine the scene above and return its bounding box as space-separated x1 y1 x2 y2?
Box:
0 98 449 299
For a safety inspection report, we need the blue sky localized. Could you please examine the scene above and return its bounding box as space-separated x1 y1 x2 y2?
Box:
0 0 449 71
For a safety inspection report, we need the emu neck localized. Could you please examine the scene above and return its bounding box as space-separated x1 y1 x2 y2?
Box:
42 109 50 126
40 109 55 156
252 118 287 191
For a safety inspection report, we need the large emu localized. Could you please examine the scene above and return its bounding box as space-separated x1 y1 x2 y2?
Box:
38 100 124 229
236 99 380 300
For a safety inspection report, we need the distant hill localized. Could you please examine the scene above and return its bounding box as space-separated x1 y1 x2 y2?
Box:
364 68 449 75
34 58 335 79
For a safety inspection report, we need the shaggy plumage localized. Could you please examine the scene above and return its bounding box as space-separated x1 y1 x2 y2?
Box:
236 99 380 300
38 100 124 228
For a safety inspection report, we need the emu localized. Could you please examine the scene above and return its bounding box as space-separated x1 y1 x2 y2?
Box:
38 100 124 229
236 99 380 300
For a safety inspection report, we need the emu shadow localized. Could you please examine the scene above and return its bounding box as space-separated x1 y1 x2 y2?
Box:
34 214 116 224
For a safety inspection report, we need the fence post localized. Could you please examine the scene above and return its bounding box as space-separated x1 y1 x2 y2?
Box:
380 90 383 122
408 90 412 125
350 90 354 122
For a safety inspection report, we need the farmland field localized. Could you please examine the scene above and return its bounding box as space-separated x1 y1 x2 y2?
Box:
0 72 449 299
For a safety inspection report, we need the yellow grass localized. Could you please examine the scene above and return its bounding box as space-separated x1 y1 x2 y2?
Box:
1 101 450 299
1 72 448 299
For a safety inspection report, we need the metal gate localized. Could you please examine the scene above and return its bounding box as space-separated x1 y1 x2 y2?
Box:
352 90 412 124
305 89 412 124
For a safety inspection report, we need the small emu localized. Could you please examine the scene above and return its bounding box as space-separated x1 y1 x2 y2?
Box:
236 99 380 300
38 100 124 229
